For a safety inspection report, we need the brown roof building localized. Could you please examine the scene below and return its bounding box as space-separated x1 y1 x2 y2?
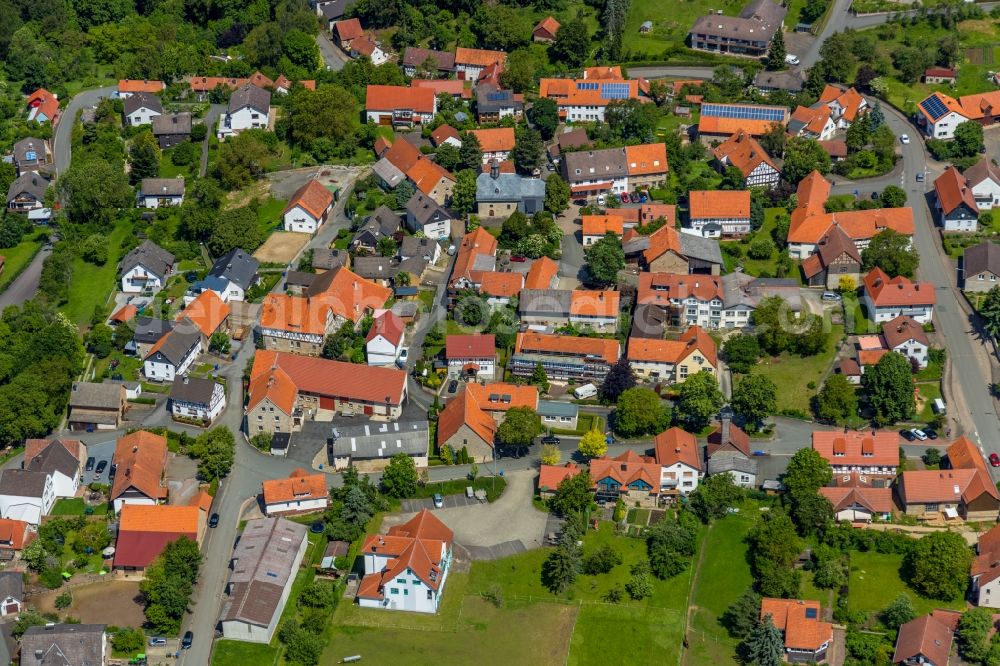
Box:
111 431 168 513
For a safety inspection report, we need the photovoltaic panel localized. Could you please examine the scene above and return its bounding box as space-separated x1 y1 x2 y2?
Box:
919 95 948 120
487 92 507 101
600 82 631 100
701 103 786 122
576 82 599 90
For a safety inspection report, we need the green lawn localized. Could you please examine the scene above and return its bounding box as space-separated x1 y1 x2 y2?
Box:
569 603 683 665
549 413 605 436
418 289 435 312
158 149 198 179
753 324 844 415
255 197 288 237
720 208 801 282
211 640 279 666
686 510 755 664
0 237 43 293
622 0 737 56
62 219 133 326
848 550 965 618
409 476 506 502
51 498 108 516
916 381 942 423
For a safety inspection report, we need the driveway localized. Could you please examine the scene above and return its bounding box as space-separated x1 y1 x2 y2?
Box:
81 439 117 486
316 33 349 72
381 470 549 556
0 245 51 309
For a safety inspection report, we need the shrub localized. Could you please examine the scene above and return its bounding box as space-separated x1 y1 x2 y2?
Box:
39 568 64 589
55 591 72 610
582 544 623 575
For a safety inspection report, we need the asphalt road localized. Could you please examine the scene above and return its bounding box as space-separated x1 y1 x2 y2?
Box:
199 104 225 177
0 245 51 309
53 86 115 176
316 33 349 72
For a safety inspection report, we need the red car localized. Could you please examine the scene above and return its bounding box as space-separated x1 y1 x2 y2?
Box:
620 192 629 204
990 453 1000 468
510 255 526 262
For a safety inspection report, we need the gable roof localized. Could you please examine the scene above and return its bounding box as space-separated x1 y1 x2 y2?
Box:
653 427 702 470
515 331 620 364
899 467 1000 504
582 215 624 237
626 327 717 368
470 127 515 153
466 382 539 412
430 124 461 147
26 88 59 122
0 469 49 498
818 486 894 514
366 310 404 347
406 157 454 195
25 440 81 480
260 266 392 333
965 157 1000 189
262 469 328 505
121 240 174 278
589 450 661 491
637 272 722 305
228 83 270 114
935 165 979 215
760 597 832 652
151 112 193 137
401 47 456 70
119 79 165 94
446 334 496 359
641 222 685 264
524 256 559 290
285 179 333 220
881 315 929 349
455 47 507 68
246 365 297 415
534 16 561 38
712 131 778 178
24 439 83 466
169 375 220 405
570 289 620 317
178 289 229 337
0 519 30 550
209 248 259 290
111 431 168 502
893 614 954 666
7 171 49 202
707 419 751 458
365 85 436 114
538 463 581 491
114 504 200 568
965 241 1000 278
479 271 524 298
689 190 751 220
21 624 107 666
624 143 668 176
123 91 162 116
333 18 364 41
450 227 498 287
145 327 201 366
947 435 989 473
68 382 123 410
437 387 497 447
863 268 936 307
811 430 899 468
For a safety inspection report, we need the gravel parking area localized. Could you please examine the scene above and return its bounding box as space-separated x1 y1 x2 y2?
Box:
253 231 311 264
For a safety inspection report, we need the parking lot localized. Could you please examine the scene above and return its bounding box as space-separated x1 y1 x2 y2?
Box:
400 492 482 513
82 439 116 486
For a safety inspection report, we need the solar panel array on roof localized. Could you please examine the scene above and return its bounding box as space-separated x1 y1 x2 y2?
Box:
601 82 631 100
919 95 949 120
576 82 599 91
487 91 508 101
701 103 787 122
25 151 36 160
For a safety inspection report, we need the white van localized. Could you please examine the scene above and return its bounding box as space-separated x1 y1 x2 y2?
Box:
933 398 946 415
574 383 598 399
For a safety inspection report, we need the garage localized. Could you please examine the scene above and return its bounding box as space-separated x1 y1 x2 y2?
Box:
319 396 335 410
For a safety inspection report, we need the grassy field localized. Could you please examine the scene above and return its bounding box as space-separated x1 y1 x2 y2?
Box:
848 550 965 618
51 498 108 516
754 324 844 414
720 208 801 282
63 219 133 327
685 511 756 665
916 381 942 423
0 236 44 292
255 196 288 237
211 640 279 666
622 0 741 56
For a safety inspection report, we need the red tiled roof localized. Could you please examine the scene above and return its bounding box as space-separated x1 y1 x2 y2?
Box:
111 431 168 503
863 268 935 308
111 304 138 323
455 47 507 68
249 350 407 408
570 290 620 317
925 67 957 78
466 382 538 411
246 365 297 415
479 271 524 298
581 215 624 237
712 132 778 178
893 614 954 666
259 266 392 334
761 598 833 652
934 165 978 215
818 486 894 514
359 509 452 593
625 143 668 176
881 315 929 350
533 16 561 39
590 450 661 492
413 79 471 99
382 137 421 174
0 519 31 551
947 435 989 473
366 311 404 347
285 179 334 221
446 334 496 359
524 257 558 290
24 438 84 465
430 124 461 146
365 85 436 114
689 190 750 220
449 227 498 287
119 80 165 94
637 272 721 305
538 463 581 491
333 18 363 42
114 506 200 568
653 427 701 471
539 77 641 108
791 104 832 135
514 331 620 365
470 128 515 153
26 88 59 122
188 76 249 92
899 467 1000 504
262 469 328 505
627 326 716 368
178 289 229 337
642 224 684 264
811 430 899 468
406 158 454 196
437 387 497 447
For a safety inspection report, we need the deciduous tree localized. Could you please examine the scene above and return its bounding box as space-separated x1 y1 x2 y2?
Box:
578 429 607 458
862 351 915 425
731 374 777 430
544 172 570 214
497 407 543 447
549 471 593 517
675 371 724 431
814 374 858 423
882 593 917 630
599 356 636 403
550 17 590 67
381 453 418 498
861 229 919 278
690 473 745 523
585 233 624 286
907 531 973 601
723 334 761 374
614 387 671 438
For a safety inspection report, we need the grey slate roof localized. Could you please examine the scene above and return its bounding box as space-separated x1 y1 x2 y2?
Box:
209 248 260 290
312 249 349 271
26 442 80 480
965 241 1000 277
562 148 628 186
21 623 106 666
352 256 426 280
707 451 758 476
229 83 270 114
151 112 192 136
147 328 201 366
121 240 175 279
0 469 49 498
691 0 786 42
753 69 806 92
519 289 572 317
7 171 49 203
721 273 801 311
364 206 403 237
169 376 221 405
13 137 48 164
123 92 162 116
679 233 723 266
399 236 438 261
405 192 451 227
68 382 122 410
284 270 317 289
476 83 523 115
372 158 405 189
222 517 307 628
132 317 175 344
538 400 579 418
140 178 185 197
327 420 430 460
0 572 23 603
319 0 349 21
475 172 545 203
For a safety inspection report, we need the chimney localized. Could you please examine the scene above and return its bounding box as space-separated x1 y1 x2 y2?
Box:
721 411 731 444
490 159 499 179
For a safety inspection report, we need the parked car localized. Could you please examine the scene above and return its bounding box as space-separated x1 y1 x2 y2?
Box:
911 429 928 441
629 192 639 203
916 172 925 182
208 513 219 528
510 255 527 262
785 54 800 65
541 436 561 445
900 134 910 144
597 194 606 206
574 199 588 206
821 291 840 302
433 493 444 509
639 192 648 203
991 453 1000 467
95 460 108 474
900 430 916 441
924 428 938 440
181 632 193 649
447 379 458 393
85 457 95 472
620 192 629 204
149 637 167 647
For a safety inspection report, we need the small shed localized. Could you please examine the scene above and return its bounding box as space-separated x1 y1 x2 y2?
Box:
270 432 291 457
640 20 653 33
320 541 351 570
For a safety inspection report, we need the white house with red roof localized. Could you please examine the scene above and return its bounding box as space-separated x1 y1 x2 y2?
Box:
445 334 497 381
652 427 704 495
358 509 453 613
365 85 437 126
283 179 334 233
812 430 899 480
366 311 405 367
972 524 1000 607
862 268 936 324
